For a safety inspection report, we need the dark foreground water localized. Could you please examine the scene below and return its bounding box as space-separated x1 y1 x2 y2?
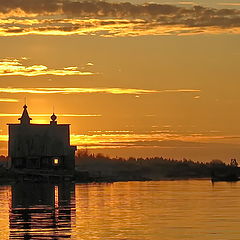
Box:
1 180 240 240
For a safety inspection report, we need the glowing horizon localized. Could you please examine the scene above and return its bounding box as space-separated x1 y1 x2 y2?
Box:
0 113 102 117
0 0 238 162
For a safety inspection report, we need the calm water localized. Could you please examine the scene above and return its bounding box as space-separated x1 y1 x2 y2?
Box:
1 180 240 240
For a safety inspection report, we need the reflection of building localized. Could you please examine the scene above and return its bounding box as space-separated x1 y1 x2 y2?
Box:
10 182 75 239
8 105 76 172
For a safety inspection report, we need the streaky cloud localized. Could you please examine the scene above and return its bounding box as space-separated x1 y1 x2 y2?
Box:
0 98 18 102
218 3 240 6
178 2 195 5
0 87 200 95
0 58 95 76
0 113 101 117
0 131 240 151
70 132 240 149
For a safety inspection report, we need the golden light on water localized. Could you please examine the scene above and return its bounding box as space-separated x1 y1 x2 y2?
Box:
1 181 240 239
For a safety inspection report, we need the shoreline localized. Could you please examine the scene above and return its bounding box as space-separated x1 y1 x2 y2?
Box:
0 175 212 185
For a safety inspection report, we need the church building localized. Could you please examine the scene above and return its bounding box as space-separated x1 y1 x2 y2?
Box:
8 105 76 172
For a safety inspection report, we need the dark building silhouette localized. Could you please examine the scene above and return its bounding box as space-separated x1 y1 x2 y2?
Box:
8 105 76 172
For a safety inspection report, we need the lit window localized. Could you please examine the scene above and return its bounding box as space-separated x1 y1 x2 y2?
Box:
53 158 59 165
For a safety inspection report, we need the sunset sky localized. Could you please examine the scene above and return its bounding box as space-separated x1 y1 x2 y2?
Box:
0 0 240 162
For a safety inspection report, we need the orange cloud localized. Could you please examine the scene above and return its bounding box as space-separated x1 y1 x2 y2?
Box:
178 2 195 5
0 98 18 102
71 132 240 149
0 18 239 37
218 3 240 6
0 58 95 76
0 87 200 95
0 132 219 146
0 2 239 36
0 130 240 153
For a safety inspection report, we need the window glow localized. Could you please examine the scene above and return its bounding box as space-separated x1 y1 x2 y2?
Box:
53 158 59 165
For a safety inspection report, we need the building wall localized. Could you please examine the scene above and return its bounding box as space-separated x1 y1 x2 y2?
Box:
8 123 76 171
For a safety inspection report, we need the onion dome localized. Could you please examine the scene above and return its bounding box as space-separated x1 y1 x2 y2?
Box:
51 113 57 122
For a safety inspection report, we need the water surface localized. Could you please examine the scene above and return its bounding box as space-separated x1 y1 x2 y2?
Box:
1 180 240 240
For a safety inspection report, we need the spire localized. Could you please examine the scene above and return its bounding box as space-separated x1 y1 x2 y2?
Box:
18 105 32 125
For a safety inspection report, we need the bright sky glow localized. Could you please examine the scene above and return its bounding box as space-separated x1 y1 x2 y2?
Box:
0 0 238 162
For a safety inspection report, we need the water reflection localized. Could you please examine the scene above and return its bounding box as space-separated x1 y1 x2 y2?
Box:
1 180 240 240
9 182 75 240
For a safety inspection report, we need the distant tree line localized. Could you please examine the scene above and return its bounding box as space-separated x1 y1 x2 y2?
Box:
75 150 238 180
0 152 238 182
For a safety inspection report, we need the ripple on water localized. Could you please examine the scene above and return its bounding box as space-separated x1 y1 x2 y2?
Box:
0 180 240 240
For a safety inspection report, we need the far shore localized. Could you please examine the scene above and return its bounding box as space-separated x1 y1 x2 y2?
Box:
0 153 239 184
